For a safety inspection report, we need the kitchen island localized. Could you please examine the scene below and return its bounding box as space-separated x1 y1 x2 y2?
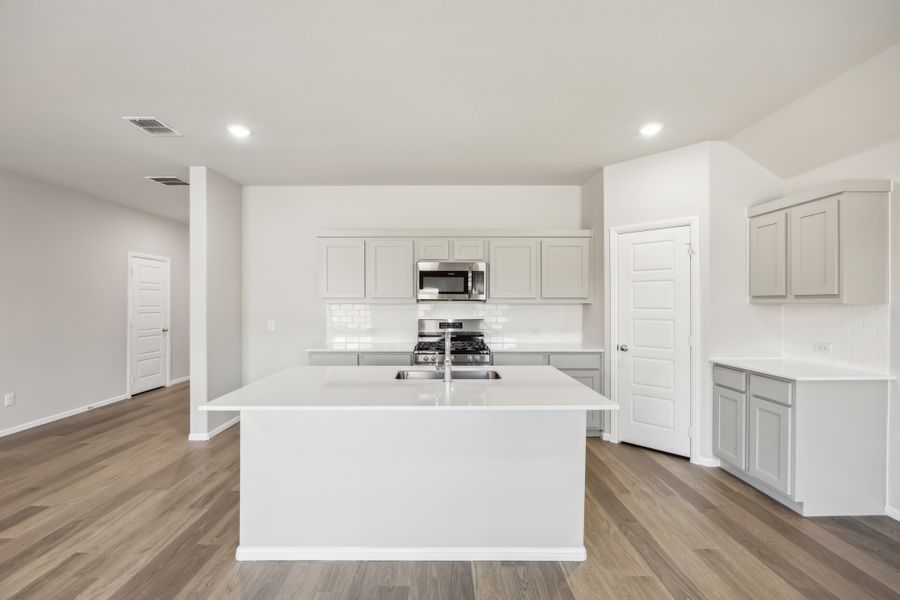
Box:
201 365 618 562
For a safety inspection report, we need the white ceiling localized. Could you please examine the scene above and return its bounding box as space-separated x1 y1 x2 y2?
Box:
2 0 900 223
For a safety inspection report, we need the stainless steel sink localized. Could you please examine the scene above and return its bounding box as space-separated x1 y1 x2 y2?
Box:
395 370 502 380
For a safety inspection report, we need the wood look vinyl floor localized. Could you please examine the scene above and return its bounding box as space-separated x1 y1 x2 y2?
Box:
1 383 898 599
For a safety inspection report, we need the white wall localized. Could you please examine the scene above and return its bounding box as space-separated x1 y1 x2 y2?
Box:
580 171 604 344
0 168 189 436
242 186 581 382
603 141 783 462
779 137 900 515
189 167 242 438
708 142 784 358
730 41 900 178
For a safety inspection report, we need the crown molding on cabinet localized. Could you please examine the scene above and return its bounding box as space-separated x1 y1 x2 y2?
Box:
747 179 892 218
317 229 592 238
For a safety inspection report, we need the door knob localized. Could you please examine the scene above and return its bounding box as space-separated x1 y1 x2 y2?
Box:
162 327 169 333
618 344 629 352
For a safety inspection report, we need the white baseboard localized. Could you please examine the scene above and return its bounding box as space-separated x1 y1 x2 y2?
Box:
236 545 587 562
690 455 721 468
188 414 240 442
600 432 618 443
168 376 190 386
886 505 900 521
0 393 131 439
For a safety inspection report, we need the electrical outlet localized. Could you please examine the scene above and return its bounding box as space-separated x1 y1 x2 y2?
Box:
267 320 276 332
4 392 15 407
813 342 832 355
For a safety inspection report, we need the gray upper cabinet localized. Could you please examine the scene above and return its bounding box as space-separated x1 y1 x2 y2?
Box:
541 239 590 300
366 239 415 300
748 211 787 299
789 197 839 298
489 239 539 299
320 238 366 298
415 239 451 261
747 181 889 304
451 239 485 261
320 231 593 304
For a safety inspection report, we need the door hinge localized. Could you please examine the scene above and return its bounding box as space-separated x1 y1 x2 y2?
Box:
686 243 695 256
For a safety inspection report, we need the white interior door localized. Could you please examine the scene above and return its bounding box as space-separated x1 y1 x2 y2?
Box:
616 226 691 456
130 254 170 394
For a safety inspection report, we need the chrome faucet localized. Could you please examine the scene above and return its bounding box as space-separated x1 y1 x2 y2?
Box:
443 329 452 383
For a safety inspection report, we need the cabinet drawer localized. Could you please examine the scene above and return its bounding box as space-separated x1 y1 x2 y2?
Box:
359 353 411 366
549 353 602 370
492 353 547 366
309 352 358 366
713 366 747 392
749 374 792 406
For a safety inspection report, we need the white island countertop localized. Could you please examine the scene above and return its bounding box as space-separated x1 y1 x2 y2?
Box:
710 357 895 381
201 365 618 412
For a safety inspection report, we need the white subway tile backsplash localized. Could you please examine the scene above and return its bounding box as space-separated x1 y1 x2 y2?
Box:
325 303 583 345
782 303 889 372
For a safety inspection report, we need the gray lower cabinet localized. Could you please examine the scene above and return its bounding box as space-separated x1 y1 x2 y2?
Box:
711 361 887 516
747 395 792 495
713 384 746 470
493 351 604 437
359 353 412 366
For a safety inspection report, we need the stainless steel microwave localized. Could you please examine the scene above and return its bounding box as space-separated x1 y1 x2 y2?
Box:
416 261 487 302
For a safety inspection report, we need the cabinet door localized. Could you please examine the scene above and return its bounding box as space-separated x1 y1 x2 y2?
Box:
366 239 415 300
320 239 366 298
713 385 746 470
541 239 591 300
749 211 787 298
489 239 539 299
451 239 485 261
790 197 840 297
415 239 450 261
748 396 792 495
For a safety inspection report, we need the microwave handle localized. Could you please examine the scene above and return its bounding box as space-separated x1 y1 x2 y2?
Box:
468 269 473 298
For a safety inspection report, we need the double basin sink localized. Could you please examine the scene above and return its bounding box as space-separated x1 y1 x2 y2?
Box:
395 370 502 380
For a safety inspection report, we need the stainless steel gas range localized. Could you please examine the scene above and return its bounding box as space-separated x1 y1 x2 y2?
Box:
412 319 491 366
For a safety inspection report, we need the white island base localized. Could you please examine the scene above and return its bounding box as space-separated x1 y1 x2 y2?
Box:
201 366 618 562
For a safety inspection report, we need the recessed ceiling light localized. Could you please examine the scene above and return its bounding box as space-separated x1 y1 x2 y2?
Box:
640 122 664 137
227 124 251 138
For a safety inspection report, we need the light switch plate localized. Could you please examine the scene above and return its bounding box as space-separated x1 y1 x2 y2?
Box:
267 320 276 332
4 392 15 407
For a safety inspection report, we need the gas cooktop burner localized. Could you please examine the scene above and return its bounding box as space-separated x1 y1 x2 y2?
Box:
412 318 492 366
414 339 491 354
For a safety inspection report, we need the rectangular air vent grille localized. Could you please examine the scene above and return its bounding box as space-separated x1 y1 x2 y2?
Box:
123 116 182 136
145 176 189 186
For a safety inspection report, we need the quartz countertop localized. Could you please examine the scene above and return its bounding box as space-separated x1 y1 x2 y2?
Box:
201 366 619 412
709 357 895 382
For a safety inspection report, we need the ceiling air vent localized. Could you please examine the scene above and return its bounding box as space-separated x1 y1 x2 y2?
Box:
145 176 189 186
122 116 182 136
